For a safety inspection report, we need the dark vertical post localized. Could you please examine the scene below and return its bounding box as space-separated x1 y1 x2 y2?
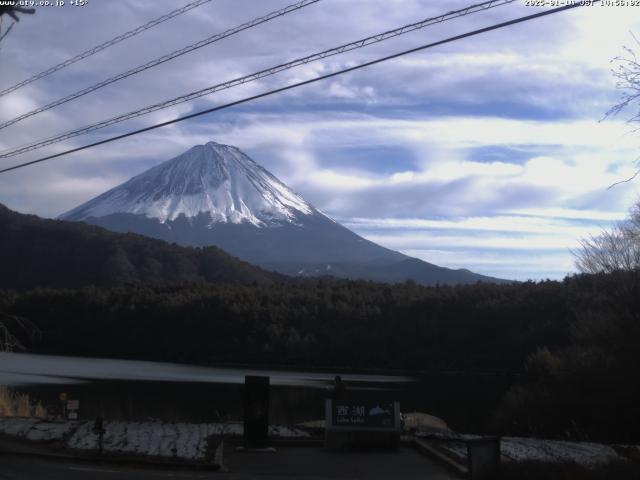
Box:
93 416 105 455
243 375 269 449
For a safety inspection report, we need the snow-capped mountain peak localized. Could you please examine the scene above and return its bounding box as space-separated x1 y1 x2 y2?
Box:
58 141 501 285
60 141 313 226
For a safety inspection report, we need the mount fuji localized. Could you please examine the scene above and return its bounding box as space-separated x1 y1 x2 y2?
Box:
60 141 501 285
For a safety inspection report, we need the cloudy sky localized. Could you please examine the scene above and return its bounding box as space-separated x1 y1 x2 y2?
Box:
1 0 639 280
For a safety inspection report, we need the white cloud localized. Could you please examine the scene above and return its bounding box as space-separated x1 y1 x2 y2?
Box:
509 207 629 221
402 248 575 281
365 232 577 251
343 215 609 237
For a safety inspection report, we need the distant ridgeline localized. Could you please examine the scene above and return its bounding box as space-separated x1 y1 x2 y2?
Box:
0 203 282 289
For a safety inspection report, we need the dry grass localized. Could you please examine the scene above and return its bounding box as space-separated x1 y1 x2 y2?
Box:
402 412 448 432
0 386 45 418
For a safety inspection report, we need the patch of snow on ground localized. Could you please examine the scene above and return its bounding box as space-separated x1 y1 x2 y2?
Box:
0 418 76 441
31 419 308 461
501 437 620 466
25 420 75 442
433 435 621 467
0 417 40 436
269 425 310 438
66 421 94 449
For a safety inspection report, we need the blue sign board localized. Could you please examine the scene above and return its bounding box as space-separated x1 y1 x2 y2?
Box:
331 401 397 429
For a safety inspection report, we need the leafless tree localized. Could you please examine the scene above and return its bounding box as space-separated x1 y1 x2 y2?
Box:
574 201 640 274
574 36 640 273
0 312 39 353
606 35 640 122
603 34 640 187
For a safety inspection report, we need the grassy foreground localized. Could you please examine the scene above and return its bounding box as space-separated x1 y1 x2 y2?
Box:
0 386 45 418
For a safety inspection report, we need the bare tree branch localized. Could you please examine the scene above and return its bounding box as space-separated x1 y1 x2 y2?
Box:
607 166 640 189
0 5 36 23
0 4 34 45
0 312 40 353
573 199 640 274
0 20 15 44
602 33 640 188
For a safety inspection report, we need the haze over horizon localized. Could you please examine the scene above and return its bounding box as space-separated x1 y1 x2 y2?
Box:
1 0 639 280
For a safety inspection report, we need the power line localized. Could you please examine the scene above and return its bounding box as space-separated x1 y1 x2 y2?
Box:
0 2 588 175
0 0 321 131
0 0 518 158
0 0 214 98
0 19 15 44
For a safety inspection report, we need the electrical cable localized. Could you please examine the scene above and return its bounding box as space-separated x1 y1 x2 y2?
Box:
0 0 214 98
0 2 589 174
0 0 519 157
0 0 321 131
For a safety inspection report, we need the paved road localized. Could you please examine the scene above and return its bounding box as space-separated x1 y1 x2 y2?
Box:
224 445 456 479
0 446 457 479
0 454 214 480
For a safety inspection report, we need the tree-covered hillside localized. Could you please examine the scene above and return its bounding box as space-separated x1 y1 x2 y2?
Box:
0 203 280 289
3 269 639 441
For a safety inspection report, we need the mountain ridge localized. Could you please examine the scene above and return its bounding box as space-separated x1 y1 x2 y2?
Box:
61 142 507 285
0 202 281 290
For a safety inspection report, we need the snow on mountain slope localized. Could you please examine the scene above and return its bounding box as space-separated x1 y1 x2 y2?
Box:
60 142 313 226
58 141 504 285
